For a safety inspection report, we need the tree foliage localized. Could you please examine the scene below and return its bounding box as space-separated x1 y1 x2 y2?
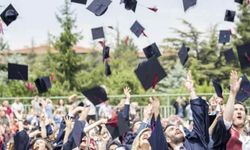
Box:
51 0 82 91
1 0 250 104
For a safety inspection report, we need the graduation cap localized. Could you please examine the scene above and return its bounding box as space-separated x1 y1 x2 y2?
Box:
14 130 30 150
82 86 108 105
8 63 28 81
218 30 231 44
212 79 223 98
91 27 105 40
236 42 250 69
235 0 243 4
130 20 145 38
236 75 250 102
178 44 189 66
224 10 235 22
122 0 137 12
134 57 167 90
87 0 112 16
103 46 110 61
143 43 161 59
105 61 112 76
34 76 52 94
106 112 130 139
183 0 197 12
71 0 87 5
0 4 18 26
147 6 158 12
222 48 236 64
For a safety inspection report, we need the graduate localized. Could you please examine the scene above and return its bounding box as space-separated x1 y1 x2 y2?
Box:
211 71 250 150
163 71 210 150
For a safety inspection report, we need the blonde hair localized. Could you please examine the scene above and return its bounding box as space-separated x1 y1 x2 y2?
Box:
131 128 152 150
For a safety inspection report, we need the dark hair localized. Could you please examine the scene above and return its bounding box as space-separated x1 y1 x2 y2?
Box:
235 102 248 114
31 138 53 150
163 124 174 133
106 140 122 150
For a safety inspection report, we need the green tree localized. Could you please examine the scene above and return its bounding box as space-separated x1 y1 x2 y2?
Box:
0 37 9 51
163 19 203 59
51 0 82 90
161 20 236 93
158 61 187 93
232 1 250 74
233 1 250 45
113 26 138 58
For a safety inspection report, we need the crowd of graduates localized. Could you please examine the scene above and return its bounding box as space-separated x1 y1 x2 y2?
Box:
0 70 250 150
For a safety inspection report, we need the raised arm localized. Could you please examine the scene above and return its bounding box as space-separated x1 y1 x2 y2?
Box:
83 118 107 133
148 97 168 150
136 104 152 134
223 70 242 123
184 71 198 100
40 113 47 138
123 87 131 119
63 116 73 144
184 70 209 148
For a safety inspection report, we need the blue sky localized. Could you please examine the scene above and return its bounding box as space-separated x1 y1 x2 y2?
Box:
0 0 239 50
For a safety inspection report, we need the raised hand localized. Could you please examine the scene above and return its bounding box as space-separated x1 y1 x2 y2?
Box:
143 104 153 121
79 106 90 121
151 97 160 117
229 70 242 95
184 71 198 99
100 118 108 124
123 87 131 99
64 116 73 129
40 113 46 123
184 71 194 92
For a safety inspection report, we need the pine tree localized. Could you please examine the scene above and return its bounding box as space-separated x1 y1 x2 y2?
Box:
232 1 250 74
0 37 9 51
233 1 250 45
52 0 82 90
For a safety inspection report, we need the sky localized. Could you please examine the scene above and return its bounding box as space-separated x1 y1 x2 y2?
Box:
0 0 239 51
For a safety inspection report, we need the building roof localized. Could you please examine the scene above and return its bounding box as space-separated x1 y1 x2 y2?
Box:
0 44 95 55
0 44 176 58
